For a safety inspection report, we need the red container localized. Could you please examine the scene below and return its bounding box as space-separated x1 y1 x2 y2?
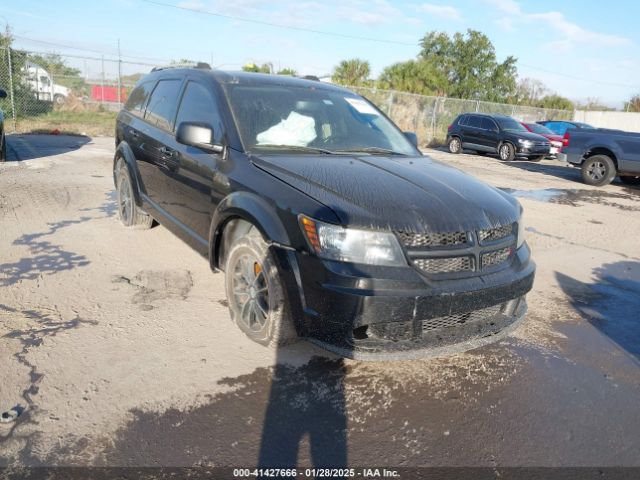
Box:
91 85 128 103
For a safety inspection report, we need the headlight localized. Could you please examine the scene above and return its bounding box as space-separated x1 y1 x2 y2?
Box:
517 139 533 148
299 215 406 266
516 209 525 249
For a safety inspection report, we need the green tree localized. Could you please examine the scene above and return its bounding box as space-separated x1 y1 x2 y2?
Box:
242 62 272 74
624 94 640 112
377 60 447 96
331 58 371 86
276 67 297 76
537 94 574 111
418 29 517 102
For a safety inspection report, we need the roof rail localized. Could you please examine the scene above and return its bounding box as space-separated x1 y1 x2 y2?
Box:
151 62 211 72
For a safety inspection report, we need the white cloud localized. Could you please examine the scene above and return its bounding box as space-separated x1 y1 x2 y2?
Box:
484 0 521 15
485 1 632 51
417 3 463 21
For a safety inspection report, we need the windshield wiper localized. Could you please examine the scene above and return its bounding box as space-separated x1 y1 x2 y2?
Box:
333 146 405 155
253 144 335 154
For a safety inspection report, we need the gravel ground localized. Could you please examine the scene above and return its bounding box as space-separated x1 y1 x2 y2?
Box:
1 135 639 467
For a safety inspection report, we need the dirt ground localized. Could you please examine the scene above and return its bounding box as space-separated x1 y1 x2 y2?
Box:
1 135 639 468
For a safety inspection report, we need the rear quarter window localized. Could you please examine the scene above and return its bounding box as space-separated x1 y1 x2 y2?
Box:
124 81 155 117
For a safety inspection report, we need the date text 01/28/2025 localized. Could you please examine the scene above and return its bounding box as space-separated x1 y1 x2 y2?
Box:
232 468 400 478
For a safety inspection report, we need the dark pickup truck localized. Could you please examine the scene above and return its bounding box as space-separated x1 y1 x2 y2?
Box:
561 128 640 186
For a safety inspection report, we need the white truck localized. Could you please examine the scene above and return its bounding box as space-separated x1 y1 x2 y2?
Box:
25 61 69 104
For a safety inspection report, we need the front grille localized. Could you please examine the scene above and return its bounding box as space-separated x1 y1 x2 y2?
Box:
397 231 467 248
482 246 512 269
414 256 473 274
422 303 503 331
478 223 514 243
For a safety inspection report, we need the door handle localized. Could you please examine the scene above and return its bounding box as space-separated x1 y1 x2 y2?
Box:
130 129 139 138
158 146 174 157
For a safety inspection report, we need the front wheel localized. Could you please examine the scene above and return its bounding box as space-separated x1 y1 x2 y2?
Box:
581 155 616 187
224 230 297 347
498 143 515 161
620 175 640 186
114 158 154 229
448 137 462 154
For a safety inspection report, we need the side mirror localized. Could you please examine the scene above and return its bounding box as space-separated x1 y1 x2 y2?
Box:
404 131 418 148
176 122 223 153
0 89 7 99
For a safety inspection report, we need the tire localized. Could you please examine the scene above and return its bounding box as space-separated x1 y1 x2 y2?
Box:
529 155 545 162
224 229 297 347
619 175 640 186
448 136 462 154
114 158 154 229
0 132 5 162
498 142 515 161
54 94 65 105
581 155 616 187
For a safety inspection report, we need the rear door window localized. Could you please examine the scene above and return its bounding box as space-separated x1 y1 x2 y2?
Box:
144 79 183 131
124 81 155 117
482 118 498 131
175 81 224 143
467 115 482 128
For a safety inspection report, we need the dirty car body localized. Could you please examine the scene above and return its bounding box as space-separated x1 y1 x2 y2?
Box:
115 69 535 359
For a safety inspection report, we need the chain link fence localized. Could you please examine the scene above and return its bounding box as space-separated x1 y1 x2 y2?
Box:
350 86 573 145
0 47 154 136
1 46 573 141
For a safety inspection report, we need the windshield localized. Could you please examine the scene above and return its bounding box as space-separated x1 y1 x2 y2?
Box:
225 84 419 156
525 123 554 135
495 117 528 132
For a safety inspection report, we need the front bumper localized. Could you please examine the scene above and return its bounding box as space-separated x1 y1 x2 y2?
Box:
272 243 535 360
515 145 550 157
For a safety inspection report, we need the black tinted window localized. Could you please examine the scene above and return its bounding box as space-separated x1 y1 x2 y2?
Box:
457 115 468 126
145 79 182 131
481 118 497 130
124 81 154 117
175 82 224 143
467 115 482 128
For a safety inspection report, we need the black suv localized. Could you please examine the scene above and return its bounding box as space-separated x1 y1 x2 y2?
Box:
114 67 535 359
448 113 551 161
0 88 7 162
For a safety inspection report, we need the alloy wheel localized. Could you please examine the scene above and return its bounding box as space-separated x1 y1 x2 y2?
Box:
449 138 461 153
230 253 269 332
117 174 133 224
587 161 606 181
500 145 510 160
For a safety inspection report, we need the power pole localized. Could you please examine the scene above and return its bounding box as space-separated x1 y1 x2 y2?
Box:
117 39 122 106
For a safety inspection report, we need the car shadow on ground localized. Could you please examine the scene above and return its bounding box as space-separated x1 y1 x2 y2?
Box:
4 134 91 162
556 261 640 360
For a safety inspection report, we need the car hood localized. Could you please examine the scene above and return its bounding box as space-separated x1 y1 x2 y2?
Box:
252 154 520 233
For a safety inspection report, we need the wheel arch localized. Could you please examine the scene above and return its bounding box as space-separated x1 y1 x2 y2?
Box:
114 141 144 206
585 146 618 169
209 192 291 271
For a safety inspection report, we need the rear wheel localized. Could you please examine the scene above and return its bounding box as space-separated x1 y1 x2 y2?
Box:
0 132 5 162
448 137 462 154
620 175 640 186
114 158 154 229
581 155 616 187
224 229 297 347
498 143 515 161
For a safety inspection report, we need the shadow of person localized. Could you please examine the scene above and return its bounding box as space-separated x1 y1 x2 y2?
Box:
258 355 348 468
556 260 640 359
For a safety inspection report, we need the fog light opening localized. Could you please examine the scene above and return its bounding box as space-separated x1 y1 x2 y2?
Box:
352 326 369 340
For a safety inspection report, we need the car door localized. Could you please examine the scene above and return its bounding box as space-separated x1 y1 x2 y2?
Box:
138 78 184 209
479 117 500 151
159 80 227 241
461 115 483 148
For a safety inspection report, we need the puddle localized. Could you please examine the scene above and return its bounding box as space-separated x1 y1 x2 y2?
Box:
500 187 640 211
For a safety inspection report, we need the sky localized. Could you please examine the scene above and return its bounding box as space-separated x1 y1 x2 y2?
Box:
1 0 639 107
